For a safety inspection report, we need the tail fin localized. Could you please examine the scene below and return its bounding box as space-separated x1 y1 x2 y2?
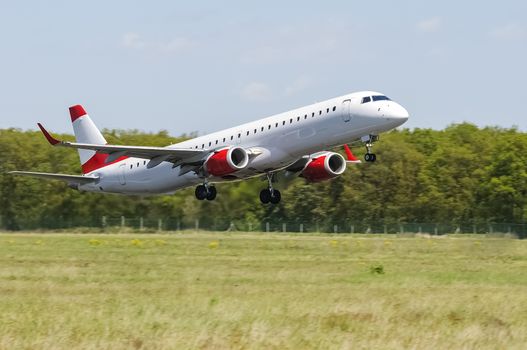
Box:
69 105 108 174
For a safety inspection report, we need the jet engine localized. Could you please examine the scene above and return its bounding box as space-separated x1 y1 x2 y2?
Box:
205 147 249 177
301 152 347 182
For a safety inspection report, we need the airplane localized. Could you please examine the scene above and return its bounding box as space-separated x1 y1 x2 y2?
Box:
10 91 409 204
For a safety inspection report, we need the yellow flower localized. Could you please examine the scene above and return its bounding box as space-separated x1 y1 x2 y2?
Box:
89 239 102 246
131 239 143 247
209 241 219 249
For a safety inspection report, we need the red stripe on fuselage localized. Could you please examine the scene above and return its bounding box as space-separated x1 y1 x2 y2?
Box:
82 153 128 174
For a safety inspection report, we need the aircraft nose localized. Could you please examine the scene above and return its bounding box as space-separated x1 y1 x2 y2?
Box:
391 103 409 122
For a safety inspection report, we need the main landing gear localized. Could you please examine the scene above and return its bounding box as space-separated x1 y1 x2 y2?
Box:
195 183 217 201
260 173 281 204
362 134 379 162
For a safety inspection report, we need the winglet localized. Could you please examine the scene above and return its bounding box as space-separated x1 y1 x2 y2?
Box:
37 123 61 145
344 144 361 164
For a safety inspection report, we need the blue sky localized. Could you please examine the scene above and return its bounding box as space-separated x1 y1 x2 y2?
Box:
1 1 526 135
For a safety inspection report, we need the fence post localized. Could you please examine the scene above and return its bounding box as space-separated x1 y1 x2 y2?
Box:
195 219 199 232
121 216 125 230
473 225 476 234
350 225 354 234
418 226 422 234
248 223 252 232
101 216 107 230
489 224 493 234
434 225 438 235
140 217 144 231
333 225 338 234
282 223 287 233
384 225 387 234
300 223 303 233
400 225 404 234
266 222 270 233
158 219 163 232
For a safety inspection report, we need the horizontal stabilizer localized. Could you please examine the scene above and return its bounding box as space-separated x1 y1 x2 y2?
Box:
37 123 205 165
9 171 98 184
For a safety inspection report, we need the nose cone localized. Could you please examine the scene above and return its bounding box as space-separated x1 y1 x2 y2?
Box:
391 103 409 122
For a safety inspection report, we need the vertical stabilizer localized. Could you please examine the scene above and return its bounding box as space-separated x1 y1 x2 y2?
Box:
69 105 108 174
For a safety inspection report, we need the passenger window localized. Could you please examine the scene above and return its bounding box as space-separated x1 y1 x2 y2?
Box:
254 129 257 134
297 116 300 121
268 125 271 130
230 136 233 140
290 118 293 123
304 114 307 119
208 142 211 146
319 110 322 115
283 121 286 125
333 106 336 111
130 164 132 169
326 108 329 113
215 140 218 145
312 112 315 117
261 126 265 131
275 123 278 127
202 144 204 148
238 133 241 138
144 161 146 165
362 96 371 104
246 131 249 136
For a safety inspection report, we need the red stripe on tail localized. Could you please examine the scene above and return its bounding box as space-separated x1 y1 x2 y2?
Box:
69 105 87 122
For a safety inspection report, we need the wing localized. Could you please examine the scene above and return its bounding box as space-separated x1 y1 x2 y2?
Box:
38 123 205 167
9 171 99 184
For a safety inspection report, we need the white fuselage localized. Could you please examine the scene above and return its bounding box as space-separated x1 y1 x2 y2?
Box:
79 91 409 194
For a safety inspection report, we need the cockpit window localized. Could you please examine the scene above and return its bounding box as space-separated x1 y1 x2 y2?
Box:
372 95 391 102
361 96 371 104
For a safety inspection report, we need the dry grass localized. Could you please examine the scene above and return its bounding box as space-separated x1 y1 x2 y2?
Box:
1 232 527 349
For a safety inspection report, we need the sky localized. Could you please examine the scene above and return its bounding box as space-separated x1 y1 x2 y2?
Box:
1 1 526 135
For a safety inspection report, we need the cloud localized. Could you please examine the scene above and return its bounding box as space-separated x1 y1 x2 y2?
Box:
121 32 196 53
284 76 312 96
490 23 526 41
416 17 442 33
239 24 346 65
240 82 272 102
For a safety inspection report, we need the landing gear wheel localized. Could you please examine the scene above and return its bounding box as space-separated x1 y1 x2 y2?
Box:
365 153 377 162
195 185 207 200
260 189 271 204
206 186 217 201
270 189 281 204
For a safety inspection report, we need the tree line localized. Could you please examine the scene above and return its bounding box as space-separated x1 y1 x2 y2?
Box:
1 123 526 230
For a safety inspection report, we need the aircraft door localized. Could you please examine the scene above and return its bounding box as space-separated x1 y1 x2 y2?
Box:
119 163 126 185
342 100 351 122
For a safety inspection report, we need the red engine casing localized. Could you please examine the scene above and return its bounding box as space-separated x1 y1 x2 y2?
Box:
205 147 249 177
301 152 347 182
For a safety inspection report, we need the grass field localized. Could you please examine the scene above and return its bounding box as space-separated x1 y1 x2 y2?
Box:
1 233 527 349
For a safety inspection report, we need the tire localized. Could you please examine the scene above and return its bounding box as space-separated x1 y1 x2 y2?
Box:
195 185 207 200
364 153 371 162
260 189 271 204
370 153 377 162
206 186 217 201
270 189 281 204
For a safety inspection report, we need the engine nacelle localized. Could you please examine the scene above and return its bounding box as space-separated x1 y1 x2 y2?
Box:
205 147 249 177
301 152 347 182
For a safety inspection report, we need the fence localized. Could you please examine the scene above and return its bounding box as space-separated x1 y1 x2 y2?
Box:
0 215 526 238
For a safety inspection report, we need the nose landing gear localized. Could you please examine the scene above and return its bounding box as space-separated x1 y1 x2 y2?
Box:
259 173 281 204
362 135 379 162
